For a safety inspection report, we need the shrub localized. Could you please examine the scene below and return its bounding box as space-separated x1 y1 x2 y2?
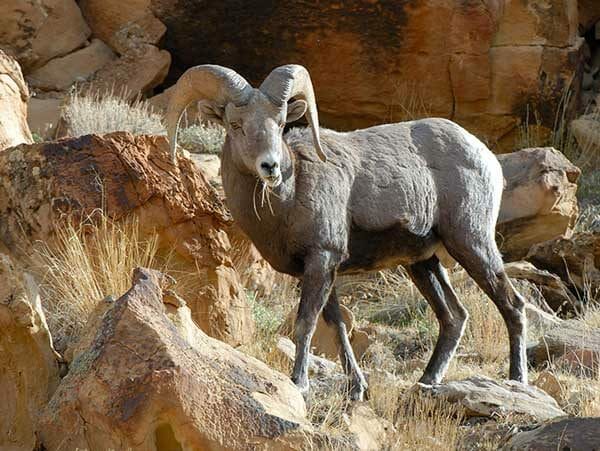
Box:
61 89 165 137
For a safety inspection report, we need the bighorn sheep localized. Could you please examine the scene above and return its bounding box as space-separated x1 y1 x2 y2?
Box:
166 64 527 401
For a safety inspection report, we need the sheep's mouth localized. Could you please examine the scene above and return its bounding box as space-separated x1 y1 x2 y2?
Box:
262 174 282 188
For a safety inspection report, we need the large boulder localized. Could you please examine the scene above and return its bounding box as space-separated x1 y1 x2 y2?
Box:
527 232 600 294
150 0 582 149
38 268 314 450
82 44 171 98
497 147 580 261
0 132 254 346
506 417 600 450
0 254 60 451
0 0 91 71
27 39 117 92
80 0 167 54
0 50 33 150
417 376 565 421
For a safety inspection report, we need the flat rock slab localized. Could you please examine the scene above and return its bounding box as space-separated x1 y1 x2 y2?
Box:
529 320 600 374
419 376 566 421
505 417 600 450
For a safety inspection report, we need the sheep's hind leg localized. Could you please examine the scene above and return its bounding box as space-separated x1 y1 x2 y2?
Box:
322 288 368 401
292 251 337 399
407 255 468 385
446 239 528 383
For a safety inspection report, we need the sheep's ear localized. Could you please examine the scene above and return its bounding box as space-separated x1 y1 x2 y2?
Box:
198 100 224 125
286 99 308 123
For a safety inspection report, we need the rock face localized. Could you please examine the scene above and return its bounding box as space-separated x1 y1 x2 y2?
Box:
497 148 580 261
0 50 33 150
0 0 91 71
529 320 600 374
0 254 60 451
0 133 254 346
527 232 600 294
419 376 565 421
39 268 313 450
506 417 600 451
151 0 582 149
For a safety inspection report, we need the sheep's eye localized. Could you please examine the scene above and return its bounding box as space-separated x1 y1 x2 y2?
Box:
279 121 285 129
230 121 242 130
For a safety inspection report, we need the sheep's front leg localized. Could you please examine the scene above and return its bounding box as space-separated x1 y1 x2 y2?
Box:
291 251 337 398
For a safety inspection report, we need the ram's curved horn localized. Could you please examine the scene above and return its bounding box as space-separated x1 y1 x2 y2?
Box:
165 65 252 163
259 64 326 162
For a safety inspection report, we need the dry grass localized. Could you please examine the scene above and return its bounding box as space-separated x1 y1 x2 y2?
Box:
62 88 165 137
30 212 165 349
61 88 227 157
177 123 226 154
388 82 431 123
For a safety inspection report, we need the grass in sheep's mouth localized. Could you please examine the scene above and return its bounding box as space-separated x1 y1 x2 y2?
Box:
252 177 280 220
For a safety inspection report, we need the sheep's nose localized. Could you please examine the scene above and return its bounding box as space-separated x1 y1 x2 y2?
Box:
260 161 278 175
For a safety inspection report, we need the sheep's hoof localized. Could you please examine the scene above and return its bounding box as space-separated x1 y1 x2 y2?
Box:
292 377 310 401
348 380 368 402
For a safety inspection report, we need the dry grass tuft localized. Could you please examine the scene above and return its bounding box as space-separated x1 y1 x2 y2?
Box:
392 391 465 450
30 212 164 349
177 123 226 154
62 88 165 137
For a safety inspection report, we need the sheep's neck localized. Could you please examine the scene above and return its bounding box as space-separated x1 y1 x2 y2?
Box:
221 140 296 272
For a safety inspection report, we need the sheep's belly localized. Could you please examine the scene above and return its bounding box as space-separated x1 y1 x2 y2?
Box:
339 223 440 274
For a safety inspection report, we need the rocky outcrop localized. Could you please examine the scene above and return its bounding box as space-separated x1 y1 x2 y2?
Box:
0 50 33 150
39 267 314 450
527 232 600 294
506 417 600 450
0 254 60 451
529 320 600 375
0 0 91 71
150 0 582 149
0 132 254 346
418 376 565 421
504 261 581 315
497 148 580 261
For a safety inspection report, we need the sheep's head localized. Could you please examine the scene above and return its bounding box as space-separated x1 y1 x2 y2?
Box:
166 64 326 188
